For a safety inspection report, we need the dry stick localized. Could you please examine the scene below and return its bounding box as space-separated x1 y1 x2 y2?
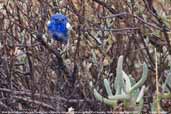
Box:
133 15 163 31
84 27 140 32
139 30 155 70
0 87 89 103
25 39 36 97
13 96 55 110
0 101 12 111
155 48 160 114
92 0 117 14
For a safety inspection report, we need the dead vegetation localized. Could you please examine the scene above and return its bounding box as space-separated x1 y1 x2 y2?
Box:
0 0 171 113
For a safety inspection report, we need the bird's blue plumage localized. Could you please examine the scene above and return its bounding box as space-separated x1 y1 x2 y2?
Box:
48 13 70 43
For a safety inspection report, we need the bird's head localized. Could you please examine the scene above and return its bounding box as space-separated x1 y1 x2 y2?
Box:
51 13 68 24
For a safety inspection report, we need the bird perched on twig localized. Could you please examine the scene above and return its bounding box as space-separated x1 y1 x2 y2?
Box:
47 13 72 44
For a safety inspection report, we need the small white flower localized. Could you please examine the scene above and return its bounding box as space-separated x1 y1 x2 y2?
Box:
68 107 74 112
67 107 74 114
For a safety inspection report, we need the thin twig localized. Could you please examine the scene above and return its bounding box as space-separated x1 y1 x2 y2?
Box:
13 96 55 110
155 48 160 114
84 27 139 32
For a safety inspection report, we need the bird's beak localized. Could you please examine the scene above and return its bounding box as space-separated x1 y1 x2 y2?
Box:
66 22 72 30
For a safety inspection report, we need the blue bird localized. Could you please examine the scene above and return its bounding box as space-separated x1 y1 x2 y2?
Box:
47 13 72 44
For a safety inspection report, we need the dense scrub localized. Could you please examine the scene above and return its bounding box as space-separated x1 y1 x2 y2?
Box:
0 0 171 113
